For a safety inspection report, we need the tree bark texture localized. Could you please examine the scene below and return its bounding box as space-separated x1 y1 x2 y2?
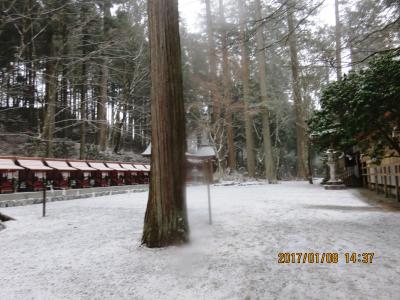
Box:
42 32 57 157
80 61 87 160
142 0 189 248
205 0 219 124
238 0 255 177
219 0 236 171
205 0 225 175
97 0 111 151
286 1 310 180
255 0 276 182
60 2 70 139
79 8 88 160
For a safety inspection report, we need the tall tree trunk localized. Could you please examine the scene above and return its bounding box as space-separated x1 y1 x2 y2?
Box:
27 0 35 127
109 86 115 147
335 0 342 80
97 0 111 151
113 121 123 153
205 0 219 123
255 0 276 183
79 7 88 160
110 102 121 150
42 33 57 157
286 0 309 180
205 0 225 175
142 0 189 248
72 87 77 118
113 100 128 154
61 68 68 138
348 30 356 71
238 0 255 178
61 8 69 139
219 0 236 171
128 108 134 147
80 62 87 160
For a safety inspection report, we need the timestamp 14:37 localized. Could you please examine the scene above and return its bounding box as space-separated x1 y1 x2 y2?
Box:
277 252 375 264
345 252 374 264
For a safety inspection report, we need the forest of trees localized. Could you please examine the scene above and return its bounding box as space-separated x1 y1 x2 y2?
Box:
0 0 398 179
0 0 150 160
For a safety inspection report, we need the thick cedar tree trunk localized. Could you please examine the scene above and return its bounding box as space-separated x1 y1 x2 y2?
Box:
142 0 189 248
335 0 342 81
97 0 111 151
255 0 276 183
286 1 310 180
219 0 236 171
238 0 255 177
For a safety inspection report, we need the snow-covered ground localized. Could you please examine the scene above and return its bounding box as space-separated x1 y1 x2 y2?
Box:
1 182 400 300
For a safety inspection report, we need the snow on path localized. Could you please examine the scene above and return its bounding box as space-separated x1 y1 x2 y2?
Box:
1 182 400 300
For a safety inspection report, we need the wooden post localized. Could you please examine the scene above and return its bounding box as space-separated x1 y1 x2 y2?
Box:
362 163 366 188
384 167 388 198
375 168 379 194
42 187 46 217
367 167 371 190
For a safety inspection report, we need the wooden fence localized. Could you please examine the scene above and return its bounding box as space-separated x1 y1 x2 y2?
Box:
361 162 400 201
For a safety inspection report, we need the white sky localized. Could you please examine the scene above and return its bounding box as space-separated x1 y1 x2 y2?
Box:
179 0 337 33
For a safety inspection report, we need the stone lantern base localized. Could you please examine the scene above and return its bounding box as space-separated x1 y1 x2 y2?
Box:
324 181 347 190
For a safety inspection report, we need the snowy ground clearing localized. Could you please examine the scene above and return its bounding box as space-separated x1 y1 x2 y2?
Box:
1 181 400 300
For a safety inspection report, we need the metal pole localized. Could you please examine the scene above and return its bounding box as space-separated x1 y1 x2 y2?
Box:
205 159 213 225
207 182 212 225
42 187 46 217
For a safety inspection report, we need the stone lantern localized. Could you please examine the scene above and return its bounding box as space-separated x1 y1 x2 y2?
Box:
324 149 346 190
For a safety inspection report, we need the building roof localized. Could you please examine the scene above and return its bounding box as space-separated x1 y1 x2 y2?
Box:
46 160 76 171
88 162 113 172
0 158 24 171
133 164 149 171
120 164 137 171
17 159 53 171
68 161 96 171
106 163 126 171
